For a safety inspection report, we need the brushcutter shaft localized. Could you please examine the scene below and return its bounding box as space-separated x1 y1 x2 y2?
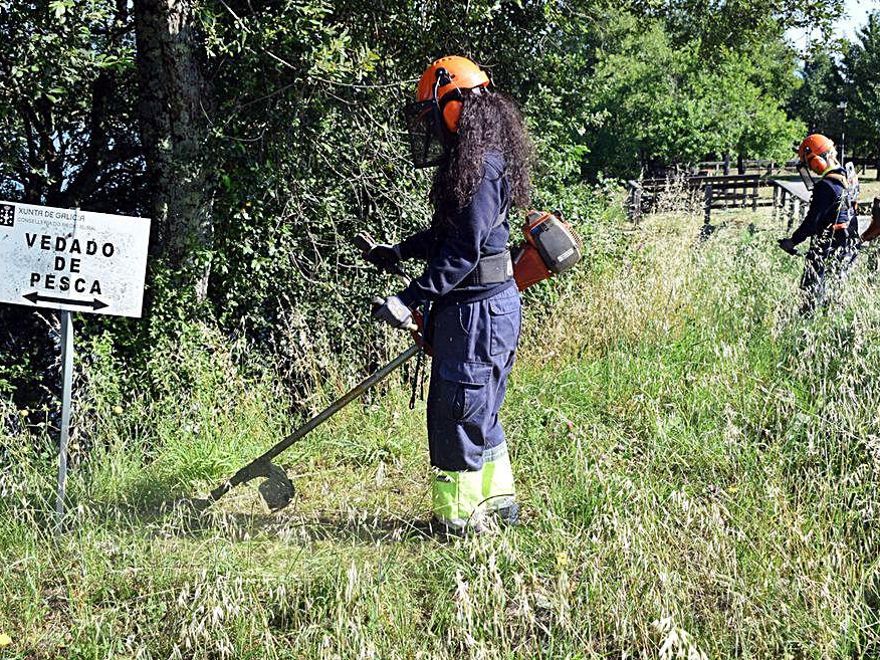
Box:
208 343 421 503
260 343 420 464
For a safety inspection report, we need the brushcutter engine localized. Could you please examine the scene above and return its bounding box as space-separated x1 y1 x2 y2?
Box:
512 210 582 291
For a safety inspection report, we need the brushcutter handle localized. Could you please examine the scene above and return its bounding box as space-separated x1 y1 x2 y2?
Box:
354 231 410 280
371 295 418 332
355 232 423 340
353 231 377 254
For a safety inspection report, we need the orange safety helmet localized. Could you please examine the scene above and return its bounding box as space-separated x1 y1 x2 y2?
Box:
797 134 836 175
402 56 491 168
416 56 490 133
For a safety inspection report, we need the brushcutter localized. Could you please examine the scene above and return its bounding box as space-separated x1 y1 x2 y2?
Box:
205 216 581 511
205 233 421 511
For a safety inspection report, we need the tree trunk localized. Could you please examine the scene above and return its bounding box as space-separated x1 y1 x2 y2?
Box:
134 0 213 302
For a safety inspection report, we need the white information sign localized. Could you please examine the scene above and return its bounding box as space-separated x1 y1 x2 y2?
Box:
0 201 150 318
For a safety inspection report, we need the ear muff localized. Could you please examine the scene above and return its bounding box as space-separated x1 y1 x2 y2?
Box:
808 153 829 175
802 144 830 175
441 99 463 134
432 66 470 134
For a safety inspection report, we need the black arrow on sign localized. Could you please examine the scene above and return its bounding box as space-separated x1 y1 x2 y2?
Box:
23 291 109 311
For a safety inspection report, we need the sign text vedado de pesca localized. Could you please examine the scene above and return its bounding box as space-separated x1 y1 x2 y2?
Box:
0 201 151 318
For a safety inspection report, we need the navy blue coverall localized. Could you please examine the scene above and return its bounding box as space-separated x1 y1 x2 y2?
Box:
790 168 858 311
394 151 521 474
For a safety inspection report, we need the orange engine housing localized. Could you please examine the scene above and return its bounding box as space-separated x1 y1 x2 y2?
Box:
512 210 581 291
513 244 551 291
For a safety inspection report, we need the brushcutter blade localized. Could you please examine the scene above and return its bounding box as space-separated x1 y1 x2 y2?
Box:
221 458 295 511
258 462 295 511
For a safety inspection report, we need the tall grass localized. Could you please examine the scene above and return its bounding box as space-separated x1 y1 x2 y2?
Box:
2 200 880 658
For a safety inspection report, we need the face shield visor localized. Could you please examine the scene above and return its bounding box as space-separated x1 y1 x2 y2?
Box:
402 99 447 169
797 161 816 191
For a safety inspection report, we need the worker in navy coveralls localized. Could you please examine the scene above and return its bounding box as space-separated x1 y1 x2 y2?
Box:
368 56 534 534
778 134 859 314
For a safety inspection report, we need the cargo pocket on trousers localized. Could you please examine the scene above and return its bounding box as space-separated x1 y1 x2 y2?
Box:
432 303 473 359
438 360 492 422
489 295 521 356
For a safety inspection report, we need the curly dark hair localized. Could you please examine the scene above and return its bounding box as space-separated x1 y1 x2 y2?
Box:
431 91 533 216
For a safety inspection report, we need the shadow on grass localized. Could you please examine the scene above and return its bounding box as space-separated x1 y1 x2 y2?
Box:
99 494 450 546
86 462 489 546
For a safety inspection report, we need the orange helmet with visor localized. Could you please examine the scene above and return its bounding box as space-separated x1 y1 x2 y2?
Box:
402 56 491 168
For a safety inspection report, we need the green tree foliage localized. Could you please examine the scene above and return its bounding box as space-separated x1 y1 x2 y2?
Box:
634 0 841 54
844 12 880 158
0 0 143 209
197 0 608 382
582 13 803 174
787 51 845 138
0 0 851 406
0 0 142 404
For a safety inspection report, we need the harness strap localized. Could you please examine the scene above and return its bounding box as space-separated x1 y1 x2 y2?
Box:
456 183 512 288
824 172 847 186
821 169 855 234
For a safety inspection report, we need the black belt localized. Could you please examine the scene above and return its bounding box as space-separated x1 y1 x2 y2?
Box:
459 250 513 287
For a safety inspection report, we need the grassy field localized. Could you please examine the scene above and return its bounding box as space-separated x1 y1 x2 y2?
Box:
3 191 880 658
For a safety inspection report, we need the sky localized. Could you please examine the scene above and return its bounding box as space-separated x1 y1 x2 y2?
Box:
838 0 876 40
787 0 877 49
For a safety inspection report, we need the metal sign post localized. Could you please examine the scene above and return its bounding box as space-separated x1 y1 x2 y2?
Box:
54 310 74 534
53 208 80 533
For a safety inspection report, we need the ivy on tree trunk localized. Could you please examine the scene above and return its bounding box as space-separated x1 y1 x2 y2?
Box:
134 0 214 303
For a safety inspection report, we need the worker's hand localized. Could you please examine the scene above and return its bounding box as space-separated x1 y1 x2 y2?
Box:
777 238 799 257
363 244 402 273
371 295 415 330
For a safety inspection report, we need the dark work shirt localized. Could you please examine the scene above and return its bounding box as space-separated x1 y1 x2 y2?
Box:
395 151 514 308
791 168 856 246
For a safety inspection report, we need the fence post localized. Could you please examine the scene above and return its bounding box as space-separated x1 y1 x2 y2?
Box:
633 184 643 223
772 185 779 222
782 191 794 230
752 179 758 212
704 184 713 225
790 197 800 231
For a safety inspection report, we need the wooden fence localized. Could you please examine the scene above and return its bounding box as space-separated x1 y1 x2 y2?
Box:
695 159 780 177
769 180 810 230
627 174 770 222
